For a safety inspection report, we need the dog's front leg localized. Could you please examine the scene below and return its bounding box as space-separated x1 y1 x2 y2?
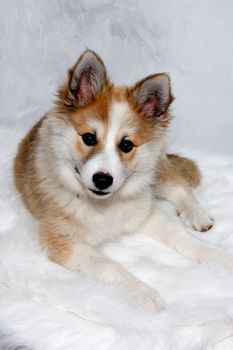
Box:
40 219 164 311
156 182 214 232
138 207 233 268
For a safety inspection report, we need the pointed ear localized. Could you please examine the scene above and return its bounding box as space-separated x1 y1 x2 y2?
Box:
132 74 173 120
57 50 109 108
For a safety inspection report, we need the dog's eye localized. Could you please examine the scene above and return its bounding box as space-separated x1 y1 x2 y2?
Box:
82 133 97 146
119 138 134 153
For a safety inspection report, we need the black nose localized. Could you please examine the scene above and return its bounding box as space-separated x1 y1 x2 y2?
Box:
92 172 113 190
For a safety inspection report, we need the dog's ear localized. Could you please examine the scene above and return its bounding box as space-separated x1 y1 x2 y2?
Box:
131 74 173 121
57 50 109 108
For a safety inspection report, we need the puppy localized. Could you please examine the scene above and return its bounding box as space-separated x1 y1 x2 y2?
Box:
14 50 230 310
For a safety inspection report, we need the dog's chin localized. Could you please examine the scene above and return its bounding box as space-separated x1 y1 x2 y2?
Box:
87 188 113 200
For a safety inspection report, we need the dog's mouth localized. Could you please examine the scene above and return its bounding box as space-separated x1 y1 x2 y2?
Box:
89 189 110 196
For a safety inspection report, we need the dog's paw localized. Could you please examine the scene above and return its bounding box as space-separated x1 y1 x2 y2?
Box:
131 285 165 311
177 204 214 232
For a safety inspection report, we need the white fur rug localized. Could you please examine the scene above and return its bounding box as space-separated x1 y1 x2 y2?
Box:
0 119 233 350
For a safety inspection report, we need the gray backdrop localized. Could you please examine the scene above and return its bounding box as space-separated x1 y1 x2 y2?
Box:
1 0 232 155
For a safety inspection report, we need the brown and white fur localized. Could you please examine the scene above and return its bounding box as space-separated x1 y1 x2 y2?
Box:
14 50 231 311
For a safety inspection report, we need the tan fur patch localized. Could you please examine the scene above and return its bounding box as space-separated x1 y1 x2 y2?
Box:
167 154 201 188
14 117 50 219
119 147 137 164
112 86 129 102
76 127 103 163
39 215 77 265
158 154 201 188
40 231 73 265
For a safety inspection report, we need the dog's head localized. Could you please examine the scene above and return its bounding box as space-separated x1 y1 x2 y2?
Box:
52 50 173 200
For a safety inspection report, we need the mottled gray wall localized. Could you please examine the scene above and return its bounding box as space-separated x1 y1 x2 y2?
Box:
0 0 232 155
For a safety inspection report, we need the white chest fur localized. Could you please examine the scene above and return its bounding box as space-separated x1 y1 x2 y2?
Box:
61 189 153 246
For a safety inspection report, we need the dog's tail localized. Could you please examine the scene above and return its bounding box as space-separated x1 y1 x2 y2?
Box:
166 154 201 188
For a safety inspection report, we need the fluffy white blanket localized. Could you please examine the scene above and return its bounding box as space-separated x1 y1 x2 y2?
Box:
0 120 233 350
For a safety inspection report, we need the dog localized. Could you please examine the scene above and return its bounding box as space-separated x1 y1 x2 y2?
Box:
14 50 231 310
